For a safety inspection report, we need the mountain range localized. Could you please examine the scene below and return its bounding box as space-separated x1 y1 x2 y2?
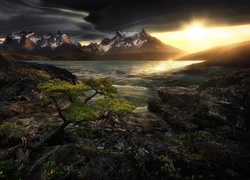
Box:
0 29 184 60
82 29 182 55
1 29 250 67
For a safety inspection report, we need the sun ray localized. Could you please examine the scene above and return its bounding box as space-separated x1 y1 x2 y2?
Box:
152 23 250 52
186 24 205 41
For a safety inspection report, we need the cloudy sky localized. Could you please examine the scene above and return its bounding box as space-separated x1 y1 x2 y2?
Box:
1 0 250 51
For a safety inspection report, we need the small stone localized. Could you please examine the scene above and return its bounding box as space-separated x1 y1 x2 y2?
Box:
105 128 112 132
97 146 105 150
18 117 33 126
117 128 126 133
114 142 124 150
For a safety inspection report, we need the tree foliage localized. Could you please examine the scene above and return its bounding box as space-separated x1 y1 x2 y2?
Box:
42 161 69 180
66 102 98 122
38 79 89 100
38 78 136 123
0 160 28 180
98 97 136 116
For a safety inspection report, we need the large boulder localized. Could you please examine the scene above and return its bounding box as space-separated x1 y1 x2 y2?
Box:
148 69 250 131
149 90 209 129
199 87 249 130
147 68 250 178
198 69 250 131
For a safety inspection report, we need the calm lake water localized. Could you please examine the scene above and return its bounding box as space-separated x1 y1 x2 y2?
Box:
31 60 237 107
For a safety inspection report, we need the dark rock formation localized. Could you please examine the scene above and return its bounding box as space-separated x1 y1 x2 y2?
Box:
198 69 250 130
148 68 250 179
0 59 76 148
149 69 250 131
1 59 250 179
0 59 76 102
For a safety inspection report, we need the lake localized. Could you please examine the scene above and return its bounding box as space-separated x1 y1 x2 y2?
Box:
31 60 237 107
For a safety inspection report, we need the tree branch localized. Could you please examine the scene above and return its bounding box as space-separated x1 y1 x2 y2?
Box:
52 97 67 123
28 121 69 150
68 95 74 103
22 97 70 150
29 146 61 177
84 90 99 104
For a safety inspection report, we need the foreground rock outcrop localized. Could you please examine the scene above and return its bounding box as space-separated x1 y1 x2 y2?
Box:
0 59 174 179
1 59 250 179
0 59 76 101
148 69 250 178
0 59 76 147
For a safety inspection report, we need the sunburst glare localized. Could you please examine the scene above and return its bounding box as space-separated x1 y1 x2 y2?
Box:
152 23 250 52
186 24 205 41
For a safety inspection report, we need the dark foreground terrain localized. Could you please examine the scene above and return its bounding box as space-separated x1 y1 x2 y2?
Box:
0 59 249 179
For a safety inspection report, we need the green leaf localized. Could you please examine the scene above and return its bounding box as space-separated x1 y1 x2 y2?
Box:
66 102 98 122
98 98 136 116
81 78 117 97
38 79 90 98
38 78 135 124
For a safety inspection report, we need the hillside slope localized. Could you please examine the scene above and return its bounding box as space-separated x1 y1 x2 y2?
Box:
177 41 250 67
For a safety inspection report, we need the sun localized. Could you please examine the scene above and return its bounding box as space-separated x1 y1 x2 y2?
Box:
186 24 205 41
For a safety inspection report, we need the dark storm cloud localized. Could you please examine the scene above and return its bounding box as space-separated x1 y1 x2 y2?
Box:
39 0 250 31
0 0 100 41
1 0 250 42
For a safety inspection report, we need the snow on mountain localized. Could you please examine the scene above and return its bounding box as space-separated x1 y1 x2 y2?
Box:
3 31 74 52
1 29 184 59
116 30 141 38
82 29 183 55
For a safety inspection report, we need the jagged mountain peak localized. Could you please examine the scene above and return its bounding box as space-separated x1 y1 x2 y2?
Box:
114 29 151 39
116 30 124 37
57 30 62 35
44 33 53 39
140 29 150 38
84 29 183 55
2 29 184 60
115 29 150 39
7 31 36 38
3 30 75 53
101 38 112 46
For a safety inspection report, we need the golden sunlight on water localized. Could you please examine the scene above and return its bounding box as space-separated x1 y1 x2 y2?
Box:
136 60 204 74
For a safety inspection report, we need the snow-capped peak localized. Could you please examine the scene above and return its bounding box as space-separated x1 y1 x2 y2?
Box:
116 30 139 38
25 32 35 38
140 29 150 38
44 33 53 39
26 32 41 44
10 31 24 40
82 29 153 54
3 31 75 52
82 28 182 55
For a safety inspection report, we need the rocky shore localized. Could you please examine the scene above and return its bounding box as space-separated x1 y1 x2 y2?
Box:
148 69 250 178
0 59 249 179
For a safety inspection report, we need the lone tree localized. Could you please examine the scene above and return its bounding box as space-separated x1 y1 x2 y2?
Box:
33 78 136 149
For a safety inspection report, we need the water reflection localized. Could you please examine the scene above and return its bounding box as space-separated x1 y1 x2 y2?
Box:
130 60 204 75
30 60 216 107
